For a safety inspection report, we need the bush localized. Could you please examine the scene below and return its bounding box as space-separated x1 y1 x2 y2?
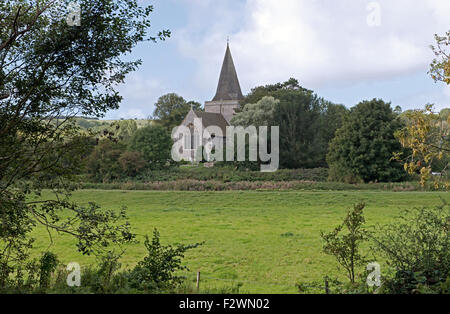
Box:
127 229 202 293
372 202 450 294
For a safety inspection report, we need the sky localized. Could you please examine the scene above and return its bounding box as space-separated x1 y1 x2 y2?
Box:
105 0 450 119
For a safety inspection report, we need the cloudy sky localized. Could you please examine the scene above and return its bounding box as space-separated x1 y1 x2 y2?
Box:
106 0 450 119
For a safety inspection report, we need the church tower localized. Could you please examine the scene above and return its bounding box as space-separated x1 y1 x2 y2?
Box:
204 42 243 123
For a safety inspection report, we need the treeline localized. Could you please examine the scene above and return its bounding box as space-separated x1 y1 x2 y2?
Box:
76 78 448 184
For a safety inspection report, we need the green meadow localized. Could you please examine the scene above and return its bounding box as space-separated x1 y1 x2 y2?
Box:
30 190 449 293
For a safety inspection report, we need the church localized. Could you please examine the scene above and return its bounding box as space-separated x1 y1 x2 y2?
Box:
175 42 244 162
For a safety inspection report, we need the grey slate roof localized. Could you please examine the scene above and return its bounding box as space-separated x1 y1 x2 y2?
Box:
212 44 244 102
194 111 229 135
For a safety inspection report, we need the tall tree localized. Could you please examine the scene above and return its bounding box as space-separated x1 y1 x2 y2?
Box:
0 0 169 274
240 78 342 169
152 93 201 130
327 99 405 183
394 32 449 189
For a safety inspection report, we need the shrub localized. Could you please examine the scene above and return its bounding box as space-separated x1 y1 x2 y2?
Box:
127 229 202 293
372 202 450 294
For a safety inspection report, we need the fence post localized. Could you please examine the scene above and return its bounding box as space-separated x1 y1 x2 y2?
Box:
196 271 201 291
324 276 330 294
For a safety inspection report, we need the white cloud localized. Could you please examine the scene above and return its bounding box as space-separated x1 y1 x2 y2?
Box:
109 73 167 119
177 0 450 93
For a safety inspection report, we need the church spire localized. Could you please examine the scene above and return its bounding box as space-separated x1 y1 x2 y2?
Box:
212 42 243 101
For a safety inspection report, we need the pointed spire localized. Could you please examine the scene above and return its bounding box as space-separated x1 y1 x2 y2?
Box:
212 42 243 101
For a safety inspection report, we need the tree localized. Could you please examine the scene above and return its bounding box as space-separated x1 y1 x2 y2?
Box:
241 78 339 169
394 32 450 190
321 203 368 284
86 139 126 182
429 31 450 85
240 78 312 106
320 102 349 148
128 125 172 169
152 93 202 130
231 96 278 127
118 151 147 178
274 92 327 169
327 99 405 183
0 0 168 279
394 105 449 189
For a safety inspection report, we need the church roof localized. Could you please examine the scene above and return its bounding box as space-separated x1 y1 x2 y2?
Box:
212 43 244 102
194 111 229 135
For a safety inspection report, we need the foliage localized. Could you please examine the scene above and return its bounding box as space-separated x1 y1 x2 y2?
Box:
321 203 368 283
395 105 449 189
39 251 58 290
128 125 173 169
118 151 147 177
152 93 202 130
429 31 450 85
0 0 165 289
0 231 200 294
238 78 346 169
240 78 313 105
81 179 429 192
327 99 405 183
127 229 202 293
108 120 139 143
372 202 450 294
86 139 127 182
319 102 349 147
231 96 278 127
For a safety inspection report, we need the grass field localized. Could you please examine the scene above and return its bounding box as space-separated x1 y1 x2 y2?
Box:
30 190 449 293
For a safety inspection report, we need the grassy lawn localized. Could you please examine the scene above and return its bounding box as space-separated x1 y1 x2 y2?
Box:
30 190 449 293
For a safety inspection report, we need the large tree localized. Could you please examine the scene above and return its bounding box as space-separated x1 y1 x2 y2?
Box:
393 32 449 190
0 0 168 276
152 93 201 130
240 78 344 169
327 99 405 183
